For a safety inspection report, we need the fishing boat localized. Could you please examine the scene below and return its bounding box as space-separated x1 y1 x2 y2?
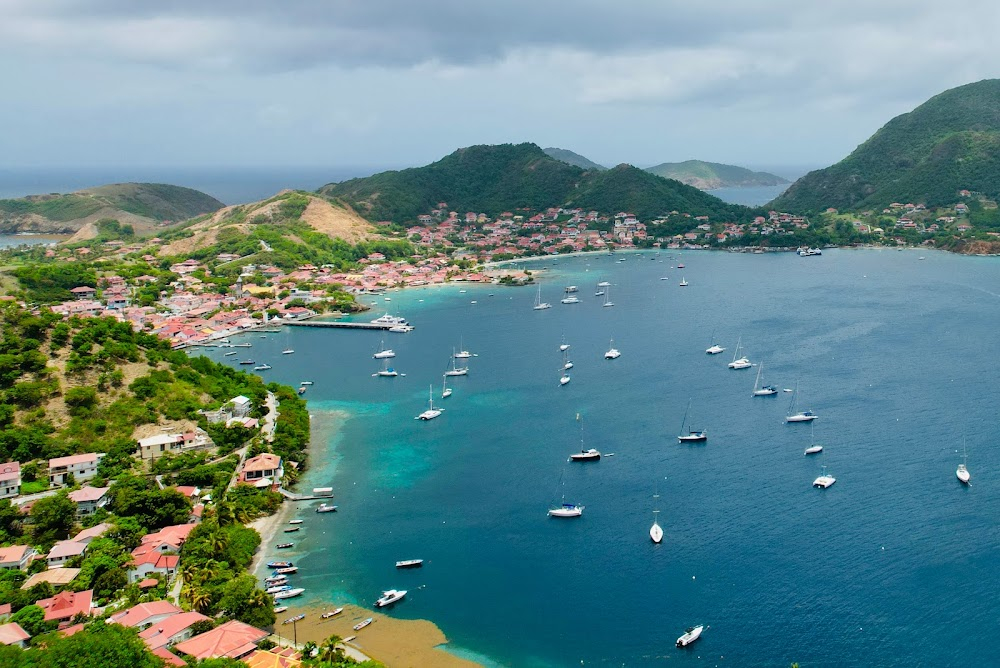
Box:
276 542 294 549
267 561 293 569
785 382 818 422
650 490 663 544
316 503 337 513
441 375 453 399
751 361 778 396
273 566 298 575
396 559 424 569
321 608 344 619
272 587 305 600
533 284 552 310
373 340 395 359
353 618 374 631
677 400 707 443
416 385 443 421
727 336 751 369
375 589 407 607
254 364 272 371
444 353 468 376
676 625 704 648
281 614 306 625
813 465 836 488
605 339 621 359
957 444 971 485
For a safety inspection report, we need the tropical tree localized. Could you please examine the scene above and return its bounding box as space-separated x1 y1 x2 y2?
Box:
319 634 344 663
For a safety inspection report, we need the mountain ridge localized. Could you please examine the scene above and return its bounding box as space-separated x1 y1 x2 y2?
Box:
645 160 788 190
543 147 607 171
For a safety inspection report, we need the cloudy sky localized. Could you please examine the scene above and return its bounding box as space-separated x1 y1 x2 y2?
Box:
2 0 998 173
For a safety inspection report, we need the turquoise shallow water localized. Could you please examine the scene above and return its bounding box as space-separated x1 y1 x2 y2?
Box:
214 249 1000 667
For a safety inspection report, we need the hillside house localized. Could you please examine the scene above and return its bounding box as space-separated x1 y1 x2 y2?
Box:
0 546 34 571
49 453 105 486
37 590 94 624
0 462 19 499
239 453 282 488
173 620 269 661
67 486 110 516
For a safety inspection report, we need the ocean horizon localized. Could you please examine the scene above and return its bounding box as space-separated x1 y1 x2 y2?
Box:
208 247 1000 667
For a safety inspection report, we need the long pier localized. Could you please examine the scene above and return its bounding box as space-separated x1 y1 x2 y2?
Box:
285 321 402 330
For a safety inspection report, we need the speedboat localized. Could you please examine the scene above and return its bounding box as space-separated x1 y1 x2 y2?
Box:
272 587 305 600
570 449 601 461
353 618 374 631
375 589 407 607
548 503 584 518
786 410 818 423
395 559 424 569
267 561 293 569
276 542 294 549
273 566 298 575
316 503 337 513
560 296 580 304
676 625 704 648
321 608 344 619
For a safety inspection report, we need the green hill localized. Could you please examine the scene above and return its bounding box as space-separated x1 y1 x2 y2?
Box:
320 143 750 223
772 79 1000 212
645 160 788 190
0 183 225 233
543 147 607 171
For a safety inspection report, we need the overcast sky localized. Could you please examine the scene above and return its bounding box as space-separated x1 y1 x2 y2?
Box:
2 0 998 173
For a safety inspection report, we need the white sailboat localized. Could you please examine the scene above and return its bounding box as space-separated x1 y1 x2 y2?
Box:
785 382 818 422
559 363 571 385
604 338 621 359
957 444 971 485
568 415 600 460
649 489 663 544
533 283 552 310
559 336 571 352
679 277 688 287
727 336 751 369
454 338 472 359
562 349 573 370
548 473 583 517
415 385 443 421
444 351 469 376
751 361 778 396
441 374 452 399
373 339 395 359
374 358 400 377
705 330 725 355
804 421 823 455
602 285 614 307
677 400 707 443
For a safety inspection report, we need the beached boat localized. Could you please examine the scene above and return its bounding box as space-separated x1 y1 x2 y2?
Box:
533 284 552 310
276 542 294 549
272 587 305 600
316 503 337 513
373 340 395 359
416 385 443 421
267 561 293 569
677 400 707 443
273 566 298 575
282 614 306 625
605 339 621 359
321 608 344 619
273 606 288 614
786 382 818 422
751 361 778 396
375 589 407 607
396 559 424 569
676 625 704 647
353 617 374 631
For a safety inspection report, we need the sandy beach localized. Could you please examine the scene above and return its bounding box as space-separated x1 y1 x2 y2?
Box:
272 603 480 668
249 500 295 575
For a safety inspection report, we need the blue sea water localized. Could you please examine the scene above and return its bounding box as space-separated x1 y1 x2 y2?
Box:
208 249 1000 667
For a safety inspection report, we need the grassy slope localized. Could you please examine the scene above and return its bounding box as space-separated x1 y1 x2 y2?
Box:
0 183 225 223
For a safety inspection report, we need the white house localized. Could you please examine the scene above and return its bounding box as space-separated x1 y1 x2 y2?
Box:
0 546 34 571
47 540 87 568
48 453 105 486
0 463 20 499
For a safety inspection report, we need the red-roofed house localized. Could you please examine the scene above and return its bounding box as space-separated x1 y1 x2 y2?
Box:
109 600 182 629
37 589 94 623
0 462 20 499
139 610 210 650
0 545 35 571
173 619 269 660
128 523 194 583
0 622 30 647
239 453 282 488
244 648 303 668
153 647 187 667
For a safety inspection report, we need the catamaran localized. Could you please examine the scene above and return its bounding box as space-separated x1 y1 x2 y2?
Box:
533 284 552 310
375 358 399 377
705 330 725 355
415 385 443 421
813 465 836 488
751 361 778 396
677 400 707 443
605 338 621 359
786 382 818 422
727 336 751 369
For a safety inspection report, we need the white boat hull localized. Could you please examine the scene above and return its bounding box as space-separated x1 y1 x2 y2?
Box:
416 409 442 421
804 445 823 455
650 522 663 544
676 625 704 647
706 346 725 354
548 506 583 518
786 413 818 422
957 466 970 484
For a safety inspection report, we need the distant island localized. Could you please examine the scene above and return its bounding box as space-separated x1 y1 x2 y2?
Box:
542 147 607 171
644 160 789 190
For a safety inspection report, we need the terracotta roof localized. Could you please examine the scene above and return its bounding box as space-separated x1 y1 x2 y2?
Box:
59 622 86 637
21 568 80 589
109 600 182 628
37 589 93 622
138 578 159 589
173 619 268 660
242 453 280 473
0 545 31 565
72 523 112 543
0 622 29 645
139 610 210 649
153 647 187 666
244 648 303 668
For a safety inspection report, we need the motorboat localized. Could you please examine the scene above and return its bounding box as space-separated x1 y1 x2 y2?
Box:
266 584 292 595
264 575 288 586
316 503 337 513
560 296 580 304
416 385 443 421
282 349 295 355
299 381 314 386
372 313 408 326
373 340 395 359
395 559 424 569
813 465 836 488
353 617 374 631
375 589 407 607
564 286 578 293
597 281 611 287
676 625 704 648
276 542 294 549
239 359 255 365
282 614 306 625
272 587 305 600
273 606 288 614
570 449 601 461
321 608 344 619
297 386 306 394
389 324 414 333
957 445 971 484
273 566 298 575
605 339 621 359
548 503 584 518
254 364 272 371
267 561 293 569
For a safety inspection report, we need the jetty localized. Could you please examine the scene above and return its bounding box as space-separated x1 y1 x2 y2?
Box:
285 321 405 331
279 487 334 501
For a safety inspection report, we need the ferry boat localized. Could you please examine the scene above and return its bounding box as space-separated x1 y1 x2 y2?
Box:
372 313 408 326
375 589 407 607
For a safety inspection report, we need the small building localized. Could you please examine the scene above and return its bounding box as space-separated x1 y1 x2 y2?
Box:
173 619 269 661
109 600 183 630
239 453 282 487
47 540 87 568
71 523 111 545
0 545 35 571
0 462 20 499
230 396 252 418
48 453 105 486
139 610 210 650
21 568 80 591
67 485 110 516
0 622 30 648
69 286 97 300
37 589 94 623
137 430 214 465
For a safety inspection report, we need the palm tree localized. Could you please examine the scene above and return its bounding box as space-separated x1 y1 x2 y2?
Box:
184 585 212 613
319 634 344 662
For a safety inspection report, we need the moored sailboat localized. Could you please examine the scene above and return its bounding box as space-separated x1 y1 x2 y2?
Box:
533 283 552 310
650 489 663 544
751 361 778 396
727 336 751 369
786 382 818 422
677 400 707 443
415 385 443 421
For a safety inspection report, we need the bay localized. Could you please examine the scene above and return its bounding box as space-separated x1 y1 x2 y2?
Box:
211 248 1000 667
709 183 789 206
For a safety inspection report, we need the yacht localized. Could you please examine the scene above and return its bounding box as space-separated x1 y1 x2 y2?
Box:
813 465 836 488
676 625 704 648
602 285 614 307
751 362 778 396
533 284 552 310
564 286 578 293
441 375 453 399
727 337 751 369
375 360 399 377
705 332 725 355
650 491 663 544
445 354 469 376
254 364 272 371
372 313 408 326
281 347 295 355
373 340 395 359
677 400 707 443
804 445 824 455
416 386 443 421
272 587 305 600
597 281 611 287
570 448 601 461
454 346 472 359
560 295 581 304
605 339 621 359
957 446 971 484
548 503 584 518
785 383 818 422
375 589 407 607
559 372 571 386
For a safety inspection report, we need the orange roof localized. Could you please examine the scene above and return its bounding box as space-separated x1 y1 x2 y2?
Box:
173 619 268 660
139 610 210 649
244 648 303 668
153 647 187 666
242 453 281 473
